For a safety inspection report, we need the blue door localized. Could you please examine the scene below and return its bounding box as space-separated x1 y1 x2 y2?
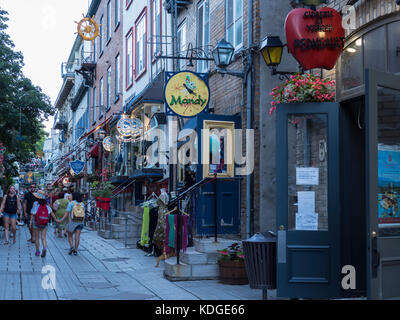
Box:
276 102 341 298
195 114 241 236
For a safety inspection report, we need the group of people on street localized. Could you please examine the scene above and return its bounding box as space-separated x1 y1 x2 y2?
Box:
0 184 85 257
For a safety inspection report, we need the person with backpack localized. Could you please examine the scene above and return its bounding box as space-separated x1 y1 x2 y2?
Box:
23 184 38 243
59 192 85 255
53 191 71 238
0 185 22 245
30 189 57 257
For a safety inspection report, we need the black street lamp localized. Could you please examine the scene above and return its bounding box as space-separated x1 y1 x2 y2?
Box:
212 39 235 69
260 36 297 80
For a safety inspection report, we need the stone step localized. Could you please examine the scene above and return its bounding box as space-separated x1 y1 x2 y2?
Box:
164 258 219 281
109 229 141 239
194 238 239 253
180 247 208 265
109 223 141 233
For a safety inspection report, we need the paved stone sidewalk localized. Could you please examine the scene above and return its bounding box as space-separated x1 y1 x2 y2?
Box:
0 223 264 300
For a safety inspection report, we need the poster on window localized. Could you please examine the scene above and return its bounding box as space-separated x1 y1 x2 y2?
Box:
378 148 400 224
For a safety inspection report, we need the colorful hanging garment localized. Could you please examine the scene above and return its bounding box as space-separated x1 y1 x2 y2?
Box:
182 215 188 253
140 206 150 246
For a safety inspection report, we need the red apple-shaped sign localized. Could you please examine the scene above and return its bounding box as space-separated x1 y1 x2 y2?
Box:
285 7 345 70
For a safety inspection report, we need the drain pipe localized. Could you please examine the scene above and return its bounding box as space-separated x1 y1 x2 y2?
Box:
246 0 254 239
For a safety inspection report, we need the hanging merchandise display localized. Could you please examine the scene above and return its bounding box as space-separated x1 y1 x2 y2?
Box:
141 205 150 246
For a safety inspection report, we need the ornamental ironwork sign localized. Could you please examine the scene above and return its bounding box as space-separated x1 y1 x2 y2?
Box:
75 15 100 42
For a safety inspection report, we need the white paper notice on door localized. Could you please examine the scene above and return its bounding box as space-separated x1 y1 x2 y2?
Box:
296 212 318 231
296 167 319 185
297 191 315 215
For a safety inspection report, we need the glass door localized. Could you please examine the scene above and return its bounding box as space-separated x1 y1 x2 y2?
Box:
276 102 341 299
366 69 400 300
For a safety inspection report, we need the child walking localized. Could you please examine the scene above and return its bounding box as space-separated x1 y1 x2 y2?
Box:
30 190 57 257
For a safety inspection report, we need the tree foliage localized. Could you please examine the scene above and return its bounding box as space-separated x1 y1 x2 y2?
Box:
0 9 54 186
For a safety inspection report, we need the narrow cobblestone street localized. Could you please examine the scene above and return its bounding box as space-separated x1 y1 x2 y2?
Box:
0 224 262 300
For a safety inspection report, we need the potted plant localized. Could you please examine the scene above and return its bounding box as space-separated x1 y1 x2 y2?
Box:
92 181 113 210
268 73 335 115
217 243 248 285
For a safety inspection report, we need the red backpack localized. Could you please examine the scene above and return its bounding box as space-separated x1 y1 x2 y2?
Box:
35 204 49 226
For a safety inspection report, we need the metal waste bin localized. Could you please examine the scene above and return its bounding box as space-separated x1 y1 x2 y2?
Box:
243 231 276 291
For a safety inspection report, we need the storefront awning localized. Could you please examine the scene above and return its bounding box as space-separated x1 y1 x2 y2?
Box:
129 168 164 182
79 116 113 141
125 71 164 113
88 143 99 158
51 174 67 187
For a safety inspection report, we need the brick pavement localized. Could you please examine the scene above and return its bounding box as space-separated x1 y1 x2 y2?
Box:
0 223 263 300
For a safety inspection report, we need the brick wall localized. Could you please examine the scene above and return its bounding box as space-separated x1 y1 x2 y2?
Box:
175 0 261 239
91 0 124 132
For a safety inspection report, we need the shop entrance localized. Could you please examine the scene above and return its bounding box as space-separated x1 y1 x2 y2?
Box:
276 69 400 299
365 69 400 300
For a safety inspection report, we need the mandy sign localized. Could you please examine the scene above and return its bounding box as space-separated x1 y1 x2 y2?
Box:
164 71 210 118
285 7 345 70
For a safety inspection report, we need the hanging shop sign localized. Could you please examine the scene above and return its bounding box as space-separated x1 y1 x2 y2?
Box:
117 117 143 138
76 15 100 42
285 7 345 70
164 71 210 118
102 136 114 152
63 177 71 187
69 160 85 175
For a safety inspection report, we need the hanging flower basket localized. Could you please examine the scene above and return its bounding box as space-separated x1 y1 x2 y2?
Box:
269 73 335 115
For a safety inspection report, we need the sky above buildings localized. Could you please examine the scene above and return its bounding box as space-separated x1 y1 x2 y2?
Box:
1 0 90 133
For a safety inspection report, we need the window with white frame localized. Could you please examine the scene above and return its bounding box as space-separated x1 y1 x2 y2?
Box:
106 66 111 110
107 1 111 41
177 21 187 70
197 0 210 72
136 9 147 78
126 30 133 88
115 0 120 27
115 54 120 100
99 77 103 118
226 0 243 49
152 0 161 59
92 87 96 123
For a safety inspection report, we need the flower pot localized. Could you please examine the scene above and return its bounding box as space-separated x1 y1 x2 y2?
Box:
95 197 101 208
99 197 111 211
218 260 249 285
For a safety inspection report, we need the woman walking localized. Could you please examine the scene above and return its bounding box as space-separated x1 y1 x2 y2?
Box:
30 190 57 257
0 185 22 245
59 192 85 255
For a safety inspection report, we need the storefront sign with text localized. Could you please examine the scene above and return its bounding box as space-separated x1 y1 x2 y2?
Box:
285 7 345 70
164 71 210 118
